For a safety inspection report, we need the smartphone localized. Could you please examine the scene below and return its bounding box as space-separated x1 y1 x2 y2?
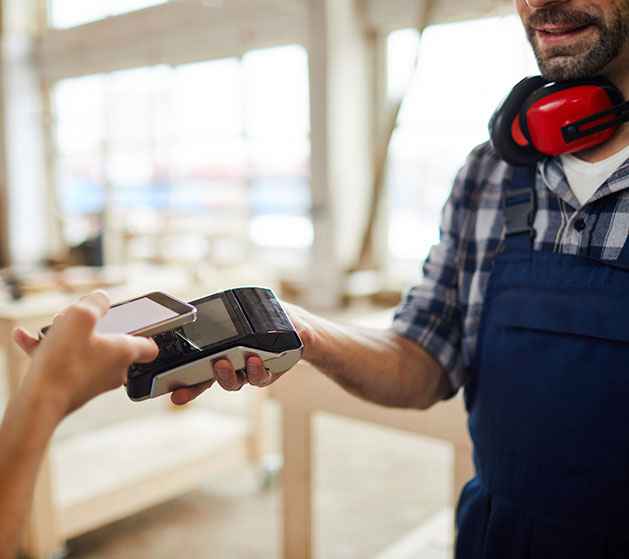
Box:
39 291 197 339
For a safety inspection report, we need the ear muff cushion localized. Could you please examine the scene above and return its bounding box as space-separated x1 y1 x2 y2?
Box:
489 75 549 166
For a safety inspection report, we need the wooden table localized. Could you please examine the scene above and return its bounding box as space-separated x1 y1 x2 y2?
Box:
268 361 473 559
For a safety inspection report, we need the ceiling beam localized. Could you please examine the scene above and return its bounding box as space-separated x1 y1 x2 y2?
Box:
36 0 307 81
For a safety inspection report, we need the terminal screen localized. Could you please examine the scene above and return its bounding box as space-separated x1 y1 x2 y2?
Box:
181 297 239 348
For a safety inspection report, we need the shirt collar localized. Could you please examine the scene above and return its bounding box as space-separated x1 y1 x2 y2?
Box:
539 154 629 209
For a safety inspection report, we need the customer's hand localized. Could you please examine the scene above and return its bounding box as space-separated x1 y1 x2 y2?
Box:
13 290 158 419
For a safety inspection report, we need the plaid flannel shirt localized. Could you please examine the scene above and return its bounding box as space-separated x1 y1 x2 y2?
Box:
391 140 629 393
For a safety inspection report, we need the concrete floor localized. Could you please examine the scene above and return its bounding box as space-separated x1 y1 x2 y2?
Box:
54 391 455 559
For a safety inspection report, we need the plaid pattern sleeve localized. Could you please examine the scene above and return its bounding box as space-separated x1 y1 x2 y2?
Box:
391 140 629 395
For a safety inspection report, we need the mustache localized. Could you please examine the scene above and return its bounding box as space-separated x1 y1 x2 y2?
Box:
526 6 602 29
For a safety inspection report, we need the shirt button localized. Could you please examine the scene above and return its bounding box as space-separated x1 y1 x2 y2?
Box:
573 218 586 232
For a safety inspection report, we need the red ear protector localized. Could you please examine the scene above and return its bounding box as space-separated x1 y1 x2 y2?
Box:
489 75 629 166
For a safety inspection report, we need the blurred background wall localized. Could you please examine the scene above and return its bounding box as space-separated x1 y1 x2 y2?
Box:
0 0 537 308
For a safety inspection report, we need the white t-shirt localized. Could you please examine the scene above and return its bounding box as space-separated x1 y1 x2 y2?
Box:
560 144 629 206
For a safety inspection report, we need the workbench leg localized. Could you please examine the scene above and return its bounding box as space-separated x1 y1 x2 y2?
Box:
247 389 271 463
451 442 475 540
281 406 312 559
452 444 474 506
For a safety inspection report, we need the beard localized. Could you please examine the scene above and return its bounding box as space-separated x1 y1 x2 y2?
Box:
524 3 629 81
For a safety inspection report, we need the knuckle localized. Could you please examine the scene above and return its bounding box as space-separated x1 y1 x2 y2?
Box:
81 290 110 309
67 304 98 326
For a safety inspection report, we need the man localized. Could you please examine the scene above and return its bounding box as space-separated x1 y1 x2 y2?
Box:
0 292 158 559
175 0 629 556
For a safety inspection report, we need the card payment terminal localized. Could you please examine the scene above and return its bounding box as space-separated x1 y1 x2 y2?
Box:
126 287 302 400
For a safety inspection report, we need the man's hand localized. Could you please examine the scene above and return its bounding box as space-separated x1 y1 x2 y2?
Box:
170 301 312 406
170 355 279 405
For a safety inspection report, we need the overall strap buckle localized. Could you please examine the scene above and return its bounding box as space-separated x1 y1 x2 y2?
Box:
503 187 536 238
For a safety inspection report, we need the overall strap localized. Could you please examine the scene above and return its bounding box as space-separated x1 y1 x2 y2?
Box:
503 165 537 252
619 235 629 266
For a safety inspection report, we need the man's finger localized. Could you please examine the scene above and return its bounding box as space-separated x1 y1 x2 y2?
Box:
170 379 216 405
245 356 270 386
213 360 245 391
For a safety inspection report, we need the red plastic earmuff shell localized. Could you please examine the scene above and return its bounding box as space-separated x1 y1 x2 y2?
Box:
489 76 624 166
511 117 529 147
520 83 618 155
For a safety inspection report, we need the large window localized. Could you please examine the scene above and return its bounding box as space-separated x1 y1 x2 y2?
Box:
49 11 538 282
385 16 538 279
51 45 311 269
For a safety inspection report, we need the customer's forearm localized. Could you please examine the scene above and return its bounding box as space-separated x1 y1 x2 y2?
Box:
0 377 64 559
298 312 451 409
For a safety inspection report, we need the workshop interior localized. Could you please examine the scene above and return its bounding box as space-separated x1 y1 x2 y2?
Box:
0 1 537 558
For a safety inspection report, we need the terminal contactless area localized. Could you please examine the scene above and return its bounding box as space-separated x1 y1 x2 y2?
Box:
126 287 303 400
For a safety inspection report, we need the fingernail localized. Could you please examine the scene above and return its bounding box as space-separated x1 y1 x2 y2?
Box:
215 367 230 383
248 363 261 380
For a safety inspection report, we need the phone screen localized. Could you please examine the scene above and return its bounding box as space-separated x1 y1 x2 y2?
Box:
95 297 179 334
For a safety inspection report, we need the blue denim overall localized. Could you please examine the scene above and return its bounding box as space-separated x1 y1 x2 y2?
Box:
456 166 629 558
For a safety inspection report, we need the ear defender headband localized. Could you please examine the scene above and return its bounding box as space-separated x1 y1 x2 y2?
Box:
489 75 629 166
